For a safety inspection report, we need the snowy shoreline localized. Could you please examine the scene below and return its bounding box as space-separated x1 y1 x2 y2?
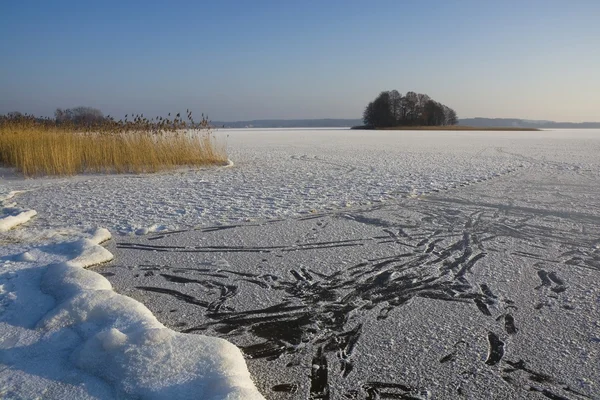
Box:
0 191 264 399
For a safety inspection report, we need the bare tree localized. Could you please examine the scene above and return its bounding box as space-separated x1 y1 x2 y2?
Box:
445 107 458 125
402 91 419 125
55 106 105 126
388 90 403 123
363 91 395 127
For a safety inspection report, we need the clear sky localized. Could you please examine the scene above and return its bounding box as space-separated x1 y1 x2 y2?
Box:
1 0 599 122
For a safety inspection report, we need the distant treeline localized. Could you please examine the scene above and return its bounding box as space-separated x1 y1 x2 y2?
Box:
3 107 209 130
212 119 363 128
5 107 110 128
459 117 600 129
54 107 106 126
362 91 458 128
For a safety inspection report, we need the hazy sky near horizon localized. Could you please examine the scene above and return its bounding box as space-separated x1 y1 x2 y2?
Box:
1 0 599 122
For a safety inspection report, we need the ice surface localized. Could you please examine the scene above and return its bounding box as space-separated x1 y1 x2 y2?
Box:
2 128 600 399
104 162 600 399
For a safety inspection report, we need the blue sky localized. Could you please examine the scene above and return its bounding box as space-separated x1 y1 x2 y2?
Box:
1 0 599 121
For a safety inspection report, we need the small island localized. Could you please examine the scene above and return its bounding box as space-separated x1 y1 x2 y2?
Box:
353 90 539 131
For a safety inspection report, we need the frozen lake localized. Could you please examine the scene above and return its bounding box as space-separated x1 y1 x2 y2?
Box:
4 128 600 235
2 129 600 399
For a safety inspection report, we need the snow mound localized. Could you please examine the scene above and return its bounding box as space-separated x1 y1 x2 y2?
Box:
0 208 37 232
0 190 25 203
0 201 264 399
75 328 261 400
134 224 168 236
0 191 37 232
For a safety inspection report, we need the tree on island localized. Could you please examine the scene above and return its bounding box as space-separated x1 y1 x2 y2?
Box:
363 90 458 128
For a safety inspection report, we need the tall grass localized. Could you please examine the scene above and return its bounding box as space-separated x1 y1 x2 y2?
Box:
0 112 227 176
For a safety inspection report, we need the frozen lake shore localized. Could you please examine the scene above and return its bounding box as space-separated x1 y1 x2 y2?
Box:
2 129 600 399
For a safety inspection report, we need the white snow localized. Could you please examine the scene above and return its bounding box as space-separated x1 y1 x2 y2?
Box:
0 194 264 399
0 208 37 232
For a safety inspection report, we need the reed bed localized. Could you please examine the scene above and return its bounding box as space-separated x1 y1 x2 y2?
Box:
0 112 227 176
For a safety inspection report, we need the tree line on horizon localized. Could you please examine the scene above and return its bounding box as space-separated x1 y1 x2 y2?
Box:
5 107 108 127
54 106 106 126
363 90 458 128
3 107 208 131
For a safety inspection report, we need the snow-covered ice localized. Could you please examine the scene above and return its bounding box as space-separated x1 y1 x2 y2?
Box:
2 128 600 399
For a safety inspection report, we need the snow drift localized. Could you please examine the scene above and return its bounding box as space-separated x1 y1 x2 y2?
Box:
0 196 264 399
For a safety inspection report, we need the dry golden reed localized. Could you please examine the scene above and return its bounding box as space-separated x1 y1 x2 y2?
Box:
0 112 227 176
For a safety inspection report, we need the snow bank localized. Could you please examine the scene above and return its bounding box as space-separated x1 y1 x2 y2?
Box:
0 198 264 399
